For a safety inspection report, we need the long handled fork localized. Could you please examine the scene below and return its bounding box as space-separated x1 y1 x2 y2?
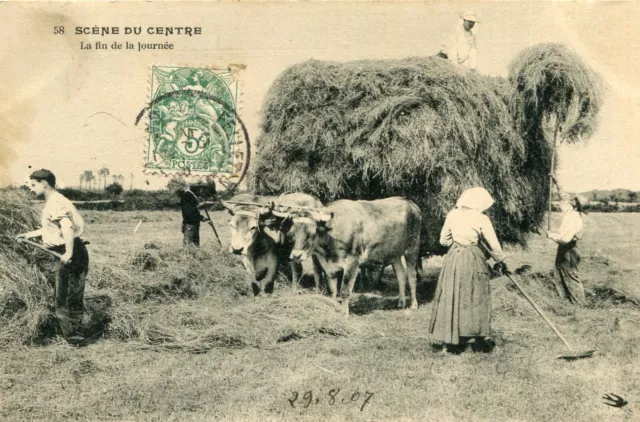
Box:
480 241 595 360
17 238 64 259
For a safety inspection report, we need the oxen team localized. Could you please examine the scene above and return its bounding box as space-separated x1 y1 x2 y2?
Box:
222 192 422 315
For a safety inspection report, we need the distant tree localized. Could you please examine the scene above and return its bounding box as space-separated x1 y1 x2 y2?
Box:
629 191 638 203
98 167 110 189
591 192 597 201
129 172 134 190
105 182 124 196
112 174 123 185
82 170 95 190
79 173 85 189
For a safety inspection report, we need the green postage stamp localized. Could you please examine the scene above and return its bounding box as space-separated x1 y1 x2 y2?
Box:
145 66 240 174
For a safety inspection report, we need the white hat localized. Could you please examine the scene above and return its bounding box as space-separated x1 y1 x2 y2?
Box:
461 11 480 23
456 187 494 212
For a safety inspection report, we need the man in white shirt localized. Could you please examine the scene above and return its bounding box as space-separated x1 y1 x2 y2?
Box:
441 11 479 72
547 176 586 305
16 169 89 345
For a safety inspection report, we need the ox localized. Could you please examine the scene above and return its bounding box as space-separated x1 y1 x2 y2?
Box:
275 197 422 315
223 192 324 296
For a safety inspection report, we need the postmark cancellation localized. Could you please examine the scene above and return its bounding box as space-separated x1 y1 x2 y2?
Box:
144 66 245 181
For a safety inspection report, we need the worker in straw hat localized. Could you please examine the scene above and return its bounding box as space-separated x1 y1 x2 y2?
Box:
429 187 508 353
547 175 587 305
440 10 480 71
15 169 89 346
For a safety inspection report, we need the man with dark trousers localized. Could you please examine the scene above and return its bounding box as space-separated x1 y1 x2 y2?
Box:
16 169 89 346
180 184 210 246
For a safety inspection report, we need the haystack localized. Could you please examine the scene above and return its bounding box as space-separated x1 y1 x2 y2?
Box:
249 44 603 253
0 189 53 345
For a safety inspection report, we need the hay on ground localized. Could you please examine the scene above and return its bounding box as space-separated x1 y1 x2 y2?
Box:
132 293 355 353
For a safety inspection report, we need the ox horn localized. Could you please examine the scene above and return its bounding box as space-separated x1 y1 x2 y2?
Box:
271 209 293 219
313 212 333 223
258 205 272 216
221 201 235 215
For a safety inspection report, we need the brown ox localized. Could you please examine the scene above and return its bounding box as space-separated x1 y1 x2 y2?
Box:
276 197 422 315
223 192 324 295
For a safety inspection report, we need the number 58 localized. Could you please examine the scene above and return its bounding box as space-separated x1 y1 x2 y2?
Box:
53 26 65 35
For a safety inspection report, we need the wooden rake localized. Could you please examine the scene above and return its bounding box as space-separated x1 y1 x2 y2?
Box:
480 241 595 360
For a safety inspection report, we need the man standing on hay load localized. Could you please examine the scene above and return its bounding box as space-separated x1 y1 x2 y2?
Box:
547 176 586 305
179 183 210 247
429 187 508 353
441 11 479 72
16 169 89 346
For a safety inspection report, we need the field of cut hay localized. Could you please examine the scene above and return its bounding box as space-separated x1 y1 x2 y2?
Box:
1 193 639 421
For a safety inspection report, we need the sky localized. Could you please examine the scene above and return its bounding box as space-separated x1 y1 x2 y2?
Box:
1 1 639 193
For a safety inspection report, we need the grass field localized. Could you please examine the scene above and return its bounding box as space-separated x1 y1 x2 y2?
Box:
1 210 639 421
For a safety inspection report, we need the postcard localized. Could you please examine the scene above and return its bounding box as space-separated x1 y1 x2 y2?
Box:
1 2 638 421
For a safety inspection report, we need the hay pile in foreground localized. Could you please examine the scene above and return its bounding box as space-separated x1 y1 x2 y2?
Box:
249 44 603 253
132 293 354 353
0 189 53 346
0 189 123 346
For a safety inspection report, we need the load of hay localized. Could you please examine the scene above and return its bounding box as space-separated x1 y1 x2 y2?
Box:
249 43 603 253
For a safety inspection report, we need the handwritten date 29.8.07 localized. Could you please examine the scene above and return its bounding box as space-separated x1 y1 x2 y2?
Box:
288 389 374 412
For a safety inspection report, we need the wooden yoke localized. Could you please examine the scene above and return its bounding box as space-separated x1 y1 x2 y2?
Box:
223 200 327 214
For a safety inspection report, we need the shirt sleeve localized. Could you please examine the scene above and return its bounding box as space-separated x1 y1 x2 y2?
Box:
479 214 505 261
48 201 72 224
439 212 454 247
557 212 582 244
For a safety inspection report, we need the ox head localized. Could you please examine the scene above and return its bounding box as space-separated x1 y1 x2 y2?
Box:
222 201 274 255
272 209 333 262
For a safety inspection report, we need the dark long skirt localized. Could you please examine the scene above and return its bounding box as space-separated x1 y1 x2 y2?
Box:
429 243 491 345
554 240 585 305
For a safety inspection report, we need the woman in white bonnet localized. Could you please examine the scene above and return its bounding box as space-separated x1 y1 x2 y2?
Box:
429 187 507 353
